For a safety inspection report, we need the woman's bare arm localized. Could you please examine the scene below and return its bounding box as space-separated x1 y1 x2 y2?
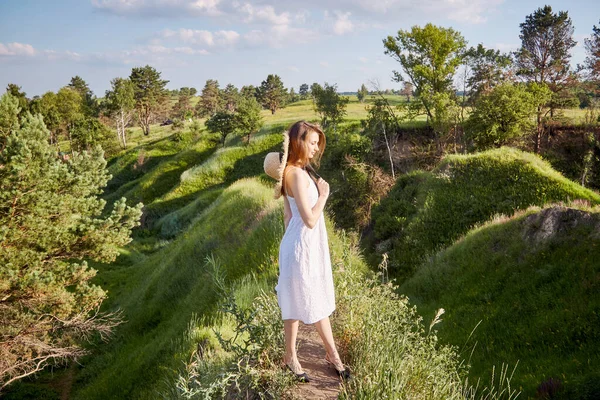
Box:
287 167 329 229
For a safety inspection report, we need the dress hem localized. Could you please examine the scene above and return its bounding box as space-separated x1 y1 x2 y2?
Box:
281 308 335 325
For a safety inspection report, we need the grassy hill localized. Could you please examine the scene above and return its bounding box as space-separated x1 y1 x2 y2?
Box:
66 111 510 399
73 178 285 399
5 97 597 399
369 147 600 281
401 204 600 399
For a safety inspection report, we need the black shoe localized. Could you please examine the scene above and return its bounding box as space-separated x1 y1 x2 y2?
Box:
325 354 351 381
286 363 310 383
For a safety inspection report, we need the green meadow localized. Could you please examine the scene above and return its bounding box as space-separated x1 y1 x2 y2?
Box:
4 95 599 400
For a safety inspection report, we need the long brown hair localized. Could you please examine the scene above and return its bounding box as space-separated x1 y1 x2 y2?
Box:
281 121 326 197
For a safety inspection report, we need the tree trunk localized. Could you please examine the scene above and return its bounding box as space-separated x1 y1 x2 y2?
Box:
535 105 542 153
68 125 74 156
383 123 395 179
115 119 122 148
119 109 127 148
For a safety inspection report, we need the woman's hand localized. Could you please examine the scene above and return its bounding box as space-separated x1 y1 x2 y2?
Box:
317 178 330 199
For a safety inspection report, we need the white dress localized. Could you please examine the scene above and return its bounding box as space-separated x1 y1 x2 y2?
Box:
275 170 336 324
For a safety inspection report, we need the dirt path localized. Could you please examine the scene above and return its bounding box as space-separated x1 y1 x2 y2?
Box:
292 324 342 400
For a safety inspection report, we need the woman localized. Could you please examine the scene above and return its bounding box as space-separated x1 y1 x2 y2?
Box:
263 121 350 382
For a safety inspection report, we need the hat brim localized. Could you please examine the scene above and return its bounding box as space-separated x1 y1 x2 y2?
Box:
273 130 290 199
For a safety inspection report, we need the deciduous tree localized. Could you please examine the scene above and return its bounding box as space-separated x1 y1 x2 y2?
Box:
205 111 236 146
32 92 61 146
313 83 349 133
56 87 84 153
288 87 299 103
104 78 135 148
466 82 549 150
383 23 466 138
464 44 513 103
400 82 414 102
357 84 368 103
235 96 264 143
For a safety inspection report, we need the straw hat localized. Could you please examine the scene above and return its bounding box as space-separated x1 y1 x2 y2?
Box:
263 130 290 199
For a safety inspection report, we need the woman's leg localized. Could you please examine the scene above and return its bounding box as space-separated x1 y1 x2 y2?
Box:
314 317 344 370
283 319 303 372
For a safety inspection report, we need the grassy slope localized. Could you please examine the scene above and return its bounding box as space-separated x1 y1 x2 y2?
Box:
31 97 594 399
69 97 478 399
400 205 600 399
370 147 600 280
74 178 285 399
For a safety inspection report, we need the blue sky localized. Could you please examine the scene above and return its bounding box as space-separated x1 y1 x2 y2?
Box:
0 0 598 97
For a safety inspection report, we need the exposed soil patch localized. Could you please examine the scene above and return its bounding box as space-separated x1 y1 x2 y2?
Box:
522 206 600 244
292 324 342 400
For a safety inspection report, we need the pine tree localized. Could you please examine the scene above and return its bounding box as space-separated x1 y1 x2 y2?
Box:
222 84 240 112
196 79 222 117
257 74 287 114
0 93 143 389
299 83 309 99
129 66 169 136
584 21 600 81
515 5 577 151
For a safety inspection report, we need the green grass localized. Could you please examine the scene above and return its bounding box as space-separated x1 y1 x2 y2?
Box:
73 178 284 399
104 133 217 207
20 98 597 400
400 204 600 399
68 107 515 398
369 147 600 281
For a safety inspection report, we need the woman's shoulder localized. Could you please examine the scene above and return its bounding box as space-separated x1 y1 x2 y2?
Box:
284 165 309 195
284 165 305 179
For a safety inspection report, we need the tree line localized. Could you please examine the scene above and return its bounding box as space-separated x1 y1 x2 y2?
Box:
374 6 600 156
5 71 318 154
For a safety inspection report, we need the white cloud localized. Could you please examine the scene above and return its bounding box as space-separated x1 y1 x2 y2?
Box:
92 0 222 17
92 0 301 26
271 0 504 25
332 11 354 35
128 45 209 55
434 0 501 24
234 2 290 25
160 28 240 47
0 42 36 57
359 56 368 63
241 25 318 48
320 61 329 67
288 66 300 72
